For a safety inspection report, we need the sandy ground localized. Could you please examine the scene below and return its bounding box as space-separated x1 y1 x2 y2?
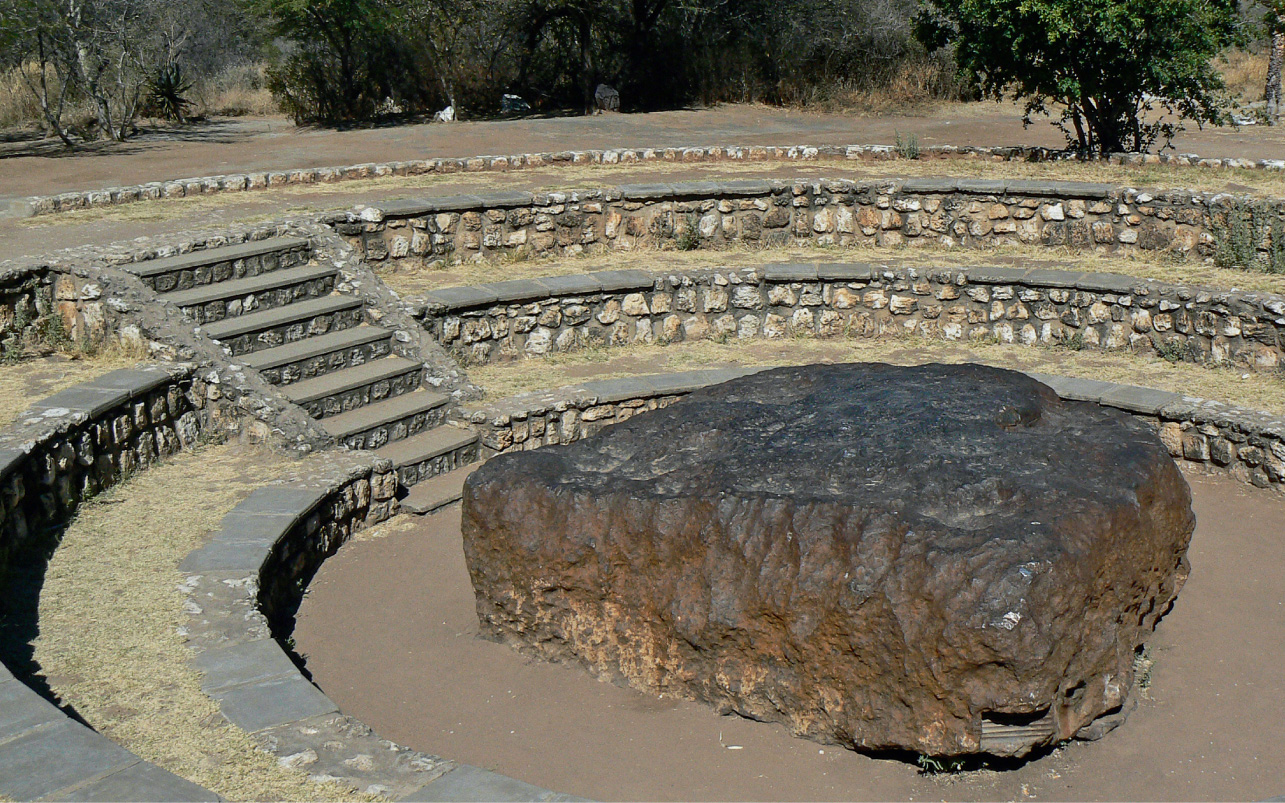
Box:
5 105 1285 202
294 467 1285 802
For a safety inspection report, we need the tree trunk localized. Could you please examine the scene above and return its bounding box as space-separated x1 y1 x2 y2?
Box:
1267 28 1284 121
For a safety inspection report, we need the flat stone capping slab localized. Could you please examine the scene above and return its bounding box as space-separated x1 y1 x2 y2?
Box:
15 141 1285 218
178 448 575 801
0 365 214 801
123 236 310 277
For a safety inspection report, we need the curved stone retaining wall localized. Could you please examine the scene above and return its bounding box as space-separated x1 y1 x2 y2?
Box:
460 367 1285 494
416 263 1285 372
13 142 1284 219
179 449 578 801
0 364 215 802
343 179 1285 269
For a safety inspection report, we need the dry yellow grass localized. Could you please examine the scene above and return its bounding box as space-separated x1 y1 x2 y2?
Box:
468 334 1285 417
381 240 1285 299
31 442 370 802
0 348 150 428
1218 49 1270 104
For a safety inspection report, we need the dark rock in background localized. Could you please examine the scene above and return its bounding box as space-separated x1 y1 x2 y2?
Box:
461 363 1194 758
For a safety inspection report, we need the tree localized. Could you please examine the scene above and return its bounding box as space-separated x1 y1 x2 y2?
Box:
1266 0 1284 120
916 0 1244 153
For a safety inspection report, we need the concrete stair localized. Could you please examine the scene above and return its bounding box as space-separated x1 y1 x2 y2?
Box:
203 295 365 357
161 263 337 324
320 389 450 450
281 356 423 419
143 236 477 502
400 462 482 514
240 326 393 386
376 426 480 488
126 236 311 292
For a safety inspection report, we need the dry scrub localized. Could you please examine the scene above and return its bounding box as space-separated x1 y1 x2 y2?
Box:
30 442 369 802
468 334 1285 417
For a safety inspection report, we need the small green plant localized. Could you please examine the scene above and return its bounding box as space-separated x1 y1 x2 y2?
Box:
676 215 701 251
1062 330 1086 352
1211 199 1285 274
1155 337 1187 364
894 130 921 160
916 754 966 775
1133 644 1156 699
146 64 195 123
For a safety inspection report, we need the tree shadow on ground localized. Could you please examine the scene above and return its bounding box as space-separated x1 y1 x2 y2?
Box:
0 524 93 727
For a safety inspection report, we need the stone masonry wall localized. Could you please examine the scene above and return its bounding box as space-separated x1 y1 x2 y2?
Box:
417 264 1285 372
0 364 203 598
460 368 1285 495
340 179 1285 270
15 142 1284 219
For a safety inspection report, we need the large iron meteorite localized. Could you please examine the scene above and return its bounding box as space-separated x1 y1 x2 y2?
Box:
461 363 1194 757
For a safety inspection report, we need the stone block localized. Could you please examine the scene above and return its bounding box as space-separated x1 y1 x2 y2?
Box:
421 195 486 213
616 183 674 200
1025 269 1088 289
27 387 130 419
475 190 536 208
231 486 326 517
579 377 655 404
1099 385 1183 416
966 266 1030 285
1077 273 1141 294
376 199 435 218
423 286 501 311
715 179 775 196
589 270 654 293
0 678 64 741
0 719 136 801
898 178 959 194
485 279 552 305
763 263 819 282
817 263 874 282
955 179 1009 195
210 673 338 733
178 537 275 573
42 760 217 802
534 274 603 296
1036 375 1117 403
193 638 299 694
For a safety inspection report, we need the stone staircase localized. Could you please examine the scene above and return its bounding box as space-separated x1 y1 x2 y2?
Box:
125 236 480 513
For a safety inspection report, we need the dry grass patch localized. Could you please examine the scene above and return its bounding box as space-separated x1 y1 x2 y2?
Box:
0 349 150 428
381 240 1285 298
31 442 370 802
468 335 1285 417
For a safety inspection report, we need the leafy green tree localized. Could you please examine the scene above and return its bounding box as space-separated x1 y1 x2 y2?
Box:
916 0 1244 153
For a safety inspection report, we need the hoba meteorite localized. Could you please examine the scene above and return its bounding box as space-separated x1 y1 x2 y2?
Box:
461 363 1194 758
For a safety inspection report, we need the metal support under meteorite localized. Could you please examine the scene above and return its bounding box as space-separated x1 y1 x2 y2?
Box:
461 363 1194 758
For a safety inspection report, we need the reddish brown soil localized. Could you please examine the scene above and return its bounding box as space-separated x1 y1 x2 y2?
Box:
294 469 1285 802
4 105 1284 200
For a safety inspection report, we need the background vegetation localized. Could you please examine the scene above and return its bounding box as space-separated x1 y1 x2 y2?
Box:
0 0 1278 147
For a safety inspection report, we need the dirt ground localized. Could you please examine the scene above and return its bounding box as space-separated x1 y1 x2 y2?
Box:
5 104 1285 202
293 468 1285 802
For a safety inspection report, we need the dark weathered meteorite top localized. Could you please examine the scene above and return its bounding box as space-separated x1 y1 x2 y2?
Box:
463 363 1194 757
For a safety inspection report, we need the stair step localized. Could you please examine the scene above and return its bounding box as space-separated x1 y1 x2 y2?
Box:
322 389 450 450
376 425 480 487
127 236 312 292
203 295 364 356
162 264 338 324
401 462 482 514
240 326 393 386
282 356 423 419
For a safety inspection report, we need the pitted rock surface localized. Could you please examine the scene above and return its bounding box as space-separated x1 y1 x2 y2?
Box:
461 363 1194 758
